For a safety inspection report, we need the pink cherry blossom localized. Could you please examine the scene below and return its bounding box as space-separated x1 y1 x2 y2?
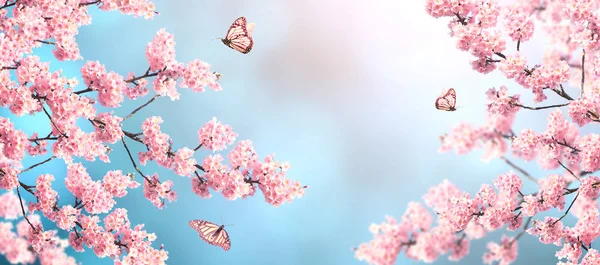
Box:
146 28 176 72
482 235 518 265
357 2 600 265
197 117 238 152
143 174 177 209
0 0 304 264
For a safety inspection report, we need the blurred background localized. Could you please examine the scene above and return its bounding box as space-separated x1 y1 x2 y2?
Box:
0 0 582 264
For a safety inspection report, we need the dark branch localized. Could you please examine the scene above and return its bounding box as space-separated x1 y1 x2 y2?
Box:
553 192 579 225
511 102 570 110
20 156 56 173
16 187 37 231
121 137 151 184
500 156 537 183
123 94 160 121
557 160 580 181
581 49 586 97
35 40 55 45
42 107 68 138
73 88 93 95
509 216 532 246
193 144 203 152
79 0 100 7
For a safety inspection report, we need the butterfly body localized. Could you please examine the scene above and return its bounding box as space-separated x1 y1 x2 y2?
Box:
435 88 457 111
189 220 231 251
221 17 254 54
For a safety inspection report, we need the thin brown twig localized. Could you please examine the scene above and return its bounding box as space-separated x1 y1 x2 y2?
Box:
553 192 579 225
193 144 203 151
35 40 55 45
509 216 532 246
42 107 68 138
28 136 59 142
499 156 538 183
581 49 586 97
78 0 100 7
121 137 151 184
552 137 581 153
124 69 161 83
0 1 16 10
20 156 56 173
557 160 580 181
123 94 160 121
16 186 37 231
511 102 570 110
74 88 93 95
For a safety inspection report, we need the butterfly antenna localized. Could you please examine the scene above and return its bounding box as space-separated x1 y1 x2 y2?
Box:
212 37 222 42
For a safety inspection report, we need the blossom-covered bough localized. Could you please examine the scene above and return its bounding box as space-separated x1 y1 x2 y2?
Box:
0 0 306 264
354 0 600 264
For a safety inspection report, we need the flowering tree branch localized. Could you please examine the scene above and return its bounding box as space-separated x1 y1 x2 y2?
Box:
0 0 306 264
355 1 600 265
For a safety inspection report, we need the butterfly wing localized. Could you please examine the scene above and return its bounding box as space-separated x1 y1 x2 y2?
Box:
247 22 255 37
212 227 231 251
223 17 254 54
228 35 253 54
435 88 457 111
225 17 248 40
189 220 231 251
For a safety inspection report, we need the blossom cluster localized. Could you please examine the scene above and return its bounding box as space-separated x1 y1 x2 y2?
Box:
356 0 600 264
0 0 305 264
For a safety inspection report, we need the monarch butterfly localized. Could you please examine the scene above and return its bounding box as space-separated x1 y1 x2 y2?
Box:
220 17 254 54
435 88 457 111
189 220 231 251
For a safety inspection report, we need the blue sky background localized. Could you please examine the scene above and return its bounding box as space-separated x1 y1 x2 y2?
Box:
0 0 591 264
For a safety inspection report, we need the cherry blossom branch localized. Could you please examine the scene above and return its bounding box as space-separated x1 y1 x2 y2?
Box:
557 160 580 181
120 137 151 184
508 217 532 247
0 0 16 10
581 49 585 97
511 102 570 110
35 40 55 45
78 0 100 7
193 171 205 183
553 192 579 225
124 67 163 83
551 137 581 153
194 164 205 172
1 65 18 70
20 156 56 173
16 186 37 231
193 144 202 151
122 130 143 143
586 110 600 122
28 136 59 141
552 85 575 101
453 13 467 26
42 106 68 138
494 52 507 59
123 94 160 121
74 87 93 95
499 156 537 183
19 181 35 195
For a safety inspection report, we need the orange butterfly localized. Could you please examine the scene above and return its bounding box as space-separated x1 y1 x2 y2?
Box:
435 88 457 111
220 17 255 54
189 220 231 251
